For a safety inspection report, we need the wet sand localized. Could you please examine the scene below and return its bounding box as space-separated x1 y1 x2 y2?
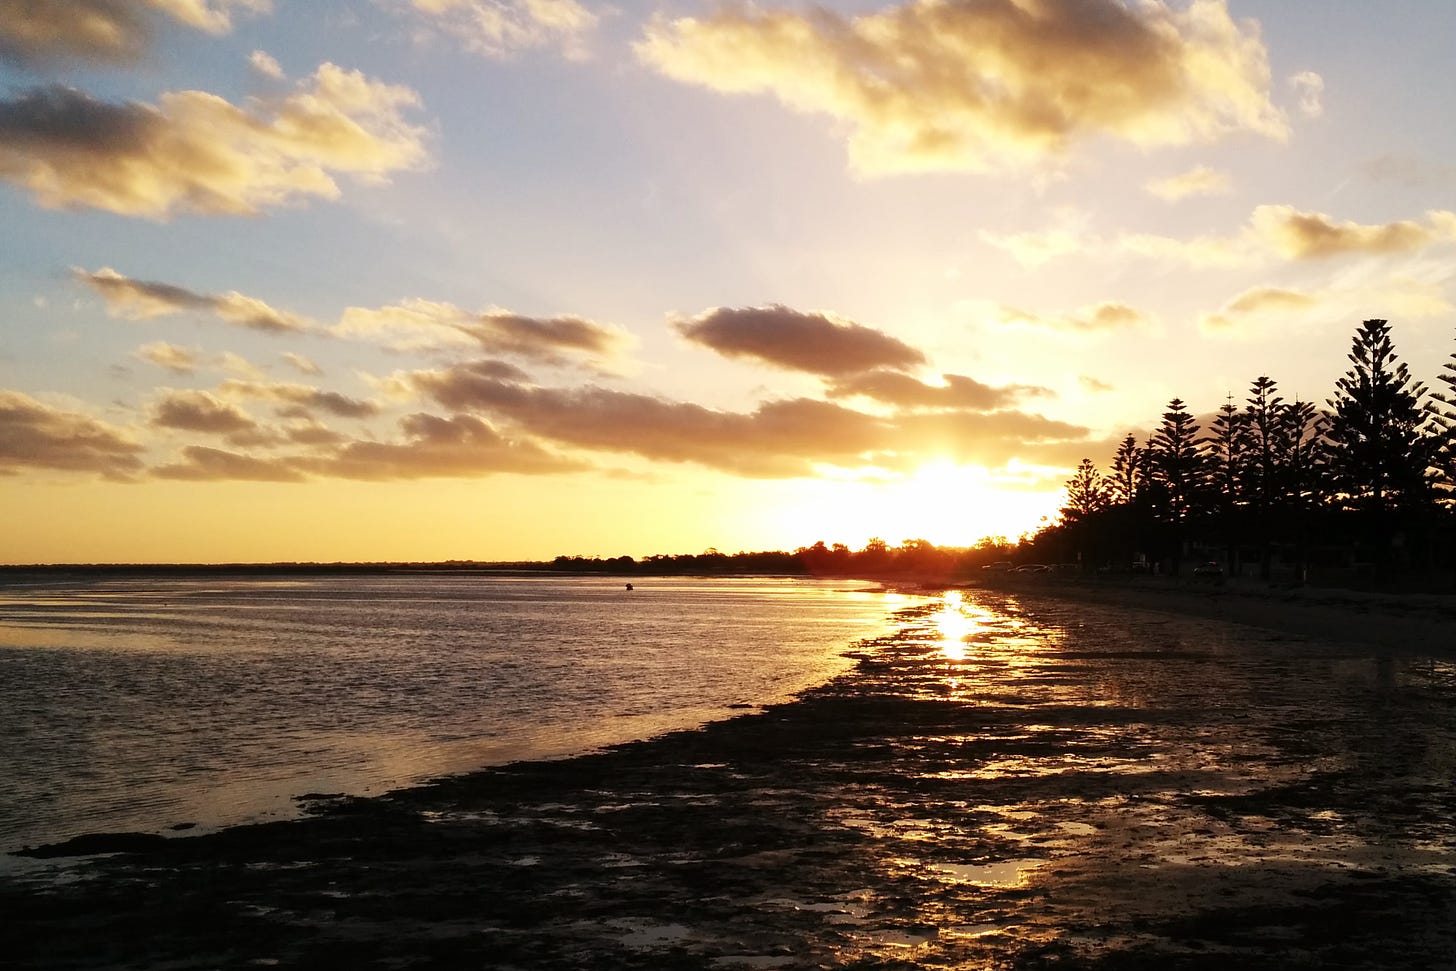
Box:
4 590 1455 969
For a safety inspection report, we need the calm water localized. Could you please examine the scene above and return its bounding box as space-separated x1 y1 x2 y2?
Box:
0 573 896 854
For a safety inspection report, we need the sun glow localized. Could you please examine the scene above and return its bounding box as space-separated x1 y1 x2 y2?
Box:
775 461 1064 549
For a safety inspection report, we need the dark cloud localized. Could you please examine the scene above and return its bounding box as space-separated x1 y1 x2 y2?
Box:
0 65 426 218
0 390 143 478
154 445 305 482
0 1 263 69
335 300 627 363
408 362 1092 478
218 380 378 420
826 370 1052 410
674 305 926 377
300 413 588 480
149 389 257 436
76 268 310 333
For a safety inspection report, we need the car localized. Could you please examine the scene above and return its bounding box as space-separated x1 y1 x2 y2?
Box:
1011 564 1049 574
981 561 1014 572
1192 561 1224 579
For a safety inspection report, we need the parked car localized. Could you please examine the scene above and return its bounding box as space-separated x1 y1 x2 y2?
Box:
981 561 1014 572
1192 561 1224 580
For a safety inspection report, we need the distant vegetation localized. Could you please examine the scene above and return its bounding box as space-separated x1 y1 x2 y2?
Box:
1025 318 1455 589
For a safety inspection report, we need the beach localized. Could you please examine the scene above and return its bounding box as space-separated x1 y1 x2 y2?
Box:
4 587 1455 969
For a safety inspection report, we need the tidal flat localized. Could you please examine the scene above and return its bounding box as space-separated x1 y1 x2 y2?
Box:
5 590 1454 969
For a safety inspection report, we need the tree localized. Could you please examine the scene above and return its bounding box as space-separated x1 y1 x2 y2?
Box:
1204 395 1250 573
1108 434 1142 506
1428 330 1456 507
1149 399 1206 574
1062 458 1107 522
1325 319 1432 512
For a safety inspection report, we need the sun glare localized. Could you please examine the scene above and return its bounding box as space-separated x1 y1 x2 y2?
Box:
777 461 1063 549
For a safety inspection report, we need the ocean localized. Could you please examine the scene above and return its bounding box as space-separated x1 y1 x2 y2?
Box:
0 572 898 855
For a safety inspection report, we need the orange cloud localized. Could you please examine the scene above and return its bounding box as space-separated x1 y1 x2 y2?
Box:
406 361 1090 478
674 305 926 376
638 0 1285 175
301 412 588 480
0 390 144 478
1249 205 1456 259
0 0 267 67
0 63 428 218
77 268 311 333
154 445 305 482
825 370 1051 410
996 301 1150 333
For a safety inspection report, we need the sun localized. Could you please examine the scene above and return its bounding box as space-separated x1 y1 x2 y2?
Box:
773 461 1065 549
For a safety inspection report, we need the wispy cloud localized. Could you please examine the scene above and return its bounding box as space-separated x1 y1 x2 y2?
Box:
1146 165 1232 202
78 268 312 333
674 305 925 377
0 0 269 68
995 301 1151 333
217 379 378 420
984 205 1456 267
0 390 144 478
336 298 628 363
1288 70 1324 118
638 0 1285 176
398 0 597 59
0 63 428 218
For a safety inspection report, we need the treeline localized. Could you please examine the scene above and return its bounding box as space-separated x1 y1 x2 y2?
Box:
1028 318 1455 588
548 537 1009 578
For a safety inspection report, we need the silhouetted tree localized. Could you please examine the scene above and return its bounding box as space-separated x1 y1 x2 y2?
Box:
1108 435 1142 506
1325 319 1432 512
1150 398 1206 573
1428 332 1456 507
1204 395 1250 574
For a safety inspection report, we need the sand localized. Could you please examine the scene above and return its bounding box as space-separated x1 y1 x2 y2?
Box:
3 587 1454 969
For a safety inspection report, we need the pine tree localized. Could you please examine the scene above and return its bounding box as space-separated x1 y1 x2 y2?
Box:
1204 395 1249 573
1325 319 1432 512
1428 332 1456 506
1150 398 1205 573
1108 434 1142 506
1062 458 1107 522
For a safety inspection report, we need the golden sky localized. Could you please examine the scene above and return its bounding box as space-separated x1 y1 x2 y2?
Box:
2 1 1454 562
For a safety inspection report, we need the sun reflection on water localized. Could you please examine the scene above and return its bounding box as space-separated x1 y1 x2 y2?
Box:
932 590 976 664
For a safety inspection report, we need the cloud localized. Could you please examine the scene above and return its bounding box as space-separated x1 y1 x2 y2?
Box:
136 341 200 374
1198 286 1316 334
282 352 322 375
674 305 926 377
154 445 305 482
637 0 1285 176
0 390 144 477
300 412 587 480
984 204 1456 268
400 0 598 59
405 361 1091 478
76 267 311 333
1080 375 1114 393
825 370 1051 410
995 301 1150 333
1146 165 1232 201
149 389 259 436
335 298 627 363
0 63 428 218
1249 205 1456 259
0 0 268 68
217 379 379 419
1289 70 1324 118
249 49 284 79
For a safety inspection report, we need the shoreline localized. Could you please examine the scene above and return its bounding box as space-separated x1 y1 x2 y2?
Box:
957 574 1456 655
5 589 1454 969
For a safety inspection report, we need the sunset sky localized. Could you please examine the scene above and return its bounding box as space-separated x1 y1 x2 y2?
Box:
3 1 1454 563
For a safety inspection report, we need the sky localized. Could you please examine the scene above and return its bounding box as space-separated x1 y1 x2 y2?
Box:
2 0 1454 564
